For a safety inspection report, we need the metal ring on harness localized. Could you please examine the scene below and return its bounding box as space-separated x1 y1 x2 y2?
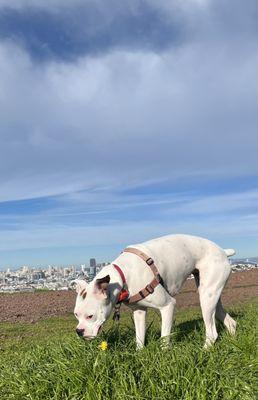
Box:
145 284 155 294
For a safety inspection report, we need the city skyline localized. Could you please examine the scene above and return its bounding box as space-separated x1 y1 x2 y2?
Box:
1 257 257 293
2 255 258 272
0 1 257 267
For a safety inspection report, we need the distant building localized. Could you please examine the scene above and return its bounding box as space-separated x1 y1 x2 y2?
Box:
89 258 96 277
32 271 45 281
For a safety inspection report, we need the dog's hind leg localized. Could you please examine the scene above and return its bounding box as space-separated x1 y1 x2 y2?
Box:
215 298 237 335
199 289 220 348
197 256 232 348
193 267 219 347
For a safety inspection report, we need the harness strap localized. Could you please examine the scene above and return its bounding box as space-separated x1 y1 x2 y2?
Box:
113 264 126 285
113 264 129 303
122 247 163 304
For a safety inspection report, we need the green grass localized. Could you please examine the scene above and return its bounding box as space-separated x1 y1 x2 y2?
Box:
0 302 257 400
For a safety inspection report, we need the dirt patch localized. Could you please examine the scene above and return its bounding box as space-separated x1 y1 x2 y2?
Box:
0 290 77 323
0 270 257 323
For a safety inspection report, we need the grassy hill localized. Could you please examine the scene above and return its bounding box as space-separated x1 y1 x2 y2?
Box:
0 301 257 400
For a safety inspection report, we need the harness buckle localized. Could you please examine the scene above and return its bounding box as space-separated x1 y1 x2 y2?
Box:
146 257 154 266
117 289 129 303
113 304 121 321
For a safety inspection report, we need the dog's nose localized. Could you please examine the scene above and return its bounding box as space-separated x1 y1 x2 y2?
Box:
76 328 85 337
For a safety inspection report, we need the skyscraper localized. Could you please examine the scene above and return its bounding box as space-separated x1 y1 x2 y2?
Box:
89 258 96 276
90 258 96 268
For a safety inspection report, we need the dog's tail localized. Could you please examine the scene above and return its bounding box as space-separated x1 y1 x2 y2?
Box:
224 248 236 257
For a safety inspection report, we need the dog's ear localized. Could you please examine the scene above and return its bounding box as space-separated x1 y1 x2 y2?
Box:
94 275 110 299
71 279 88 294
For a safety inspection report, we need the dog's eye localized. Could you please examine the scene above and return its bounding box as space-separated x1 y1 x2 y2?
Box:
86 315 93 319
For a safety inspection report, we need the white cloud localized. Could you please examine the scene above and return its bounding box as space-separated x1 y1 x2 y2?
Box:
0 0 85 10
0 32 257 202
0 188 257 252
0 211 257 253
0 0 209 11
164 189 258 216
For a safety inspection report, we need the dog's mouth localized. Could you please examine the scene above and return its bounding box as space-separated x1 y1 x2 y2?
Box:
82 325 102 340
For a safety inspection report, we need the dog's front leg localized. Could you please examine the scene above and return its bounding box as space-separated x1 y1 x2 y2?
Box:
133 309 147 349
160 297 176 347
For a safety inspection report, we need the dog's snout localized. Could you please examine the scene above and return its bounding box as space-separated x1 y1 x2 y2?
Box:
76 328 85 337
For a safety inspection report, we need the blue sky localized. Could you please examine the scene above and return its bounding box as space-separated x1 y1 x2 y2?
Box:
0 0 257 268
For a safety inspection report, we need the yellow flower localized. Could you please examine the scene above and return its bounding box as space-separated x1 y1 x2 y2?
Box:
99 341 108 351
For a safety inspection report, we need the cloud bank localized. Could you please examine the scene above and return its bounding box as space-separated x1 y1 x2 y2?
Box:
0 0 257 264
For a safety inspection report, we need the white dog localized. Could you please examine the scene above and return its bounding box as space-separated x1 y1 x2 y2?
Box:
73 234 237 348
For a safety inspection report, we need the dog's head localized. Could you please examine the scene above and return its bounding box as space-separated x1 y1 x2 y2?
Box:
73 275 113 339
